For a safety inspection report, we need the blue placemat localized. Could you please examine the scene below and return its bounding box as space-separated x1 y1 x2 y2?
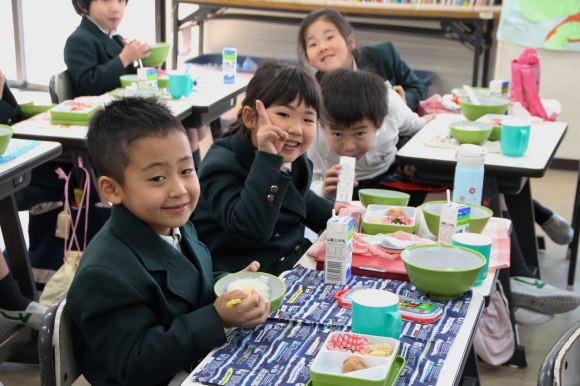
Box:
191 266 472 386
0 139 41 163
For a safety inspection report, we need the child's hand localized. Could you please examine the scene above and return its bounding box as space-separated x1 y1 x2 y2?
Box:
423 113 438 123
240 261 260 272
334 202 351 214
215 289 270 328
255 100 288 155
394 85 407 106
119 40 151 68
322 165 359 201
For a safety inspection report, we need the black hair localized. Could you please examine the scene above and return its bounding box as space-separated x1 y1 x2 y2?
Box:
320 69 388 130
73 0 129 16
298 8 355 67
222 59 327 138
87 97 185 185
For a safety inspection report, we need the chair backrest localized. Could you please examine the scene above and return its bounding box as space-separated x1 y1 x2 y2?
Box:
538 319 580 386
48 70 74 104
39 296 81 386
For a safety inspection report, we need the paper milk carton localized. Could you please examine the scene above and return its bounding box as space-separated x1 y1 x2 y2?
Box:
222 48 237 84
325 216 354 285
438 203 471 244
336 156 356 203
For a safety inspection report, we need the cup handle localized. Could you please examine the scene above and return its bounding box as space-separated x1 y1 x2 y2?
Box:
519 129 529 152
384 312 402 337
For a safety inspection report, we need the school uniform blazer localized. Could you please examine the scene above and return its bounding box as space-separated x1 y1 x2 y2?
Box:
356 42 426 113
192 129 334 276
0 81 20 125
67 204 227 386
64 17 136 97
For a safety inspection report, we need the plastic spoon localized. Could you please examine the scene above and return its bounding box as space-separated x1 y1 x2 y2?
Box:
463 84 480 105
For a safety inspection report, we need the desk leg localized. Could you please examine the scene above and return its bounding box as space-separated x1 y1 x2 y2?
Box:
472 20 483 87
567 165 580 287
504 179 541 278
460 344 480 386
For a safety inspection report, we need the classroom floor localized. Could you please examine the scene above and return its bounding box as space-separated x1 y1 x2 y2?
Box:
1 113 579 385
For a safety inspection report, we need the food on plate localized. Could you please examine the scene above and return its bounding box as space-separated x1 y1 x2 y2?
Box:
327 333 369 354
364 343 394 357
226 276 271 301
370 216 413 225
386 208 407 217
342 356 370 373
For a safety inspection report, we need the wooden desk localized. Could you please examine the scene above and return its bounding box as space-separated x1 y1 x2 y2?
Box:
163 0 501 86
0 140 62 363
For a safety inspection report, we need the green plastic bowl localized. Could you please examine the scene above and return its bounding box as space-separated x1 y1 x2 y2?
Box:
214 271 286 312
120 74 169 89
401 244 485 300
449 121 492 144
18 103 57 119
421 201 493 237
141 42 170 67
0 125 14 155
459 96 510 121
358 189 410 208
450 87 491 97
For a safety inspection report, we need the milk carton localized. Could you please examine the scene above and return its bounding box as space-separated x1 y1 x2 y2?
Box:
336 156 356 203
137 67 158 89
489 79 509 97
222 48 237 84
325 216 354 284
438 203 470 244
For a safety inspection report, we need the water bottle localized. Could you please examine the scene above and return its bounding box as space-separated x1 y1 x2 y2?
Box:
452 144 486 205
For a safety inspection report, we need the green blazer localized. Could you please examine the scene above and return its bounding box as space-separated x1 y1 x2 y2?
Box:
67 204 227 386
355 42 426 113
64 17 136 97
192 130 334 276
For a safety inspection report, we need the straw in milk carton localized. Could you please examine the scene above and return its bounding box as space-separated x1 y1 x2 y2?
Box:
325 216 354 284
336 156 356 203
438 202 471 245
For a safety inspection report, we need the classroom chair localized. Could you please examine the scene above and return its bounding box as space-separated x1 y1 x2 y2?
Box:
48 71 74 104
538 319 580 385
39 295 81 386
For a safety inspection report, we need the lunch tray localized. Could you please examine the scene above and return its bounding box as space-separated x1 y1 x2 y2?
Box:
50 100 100 122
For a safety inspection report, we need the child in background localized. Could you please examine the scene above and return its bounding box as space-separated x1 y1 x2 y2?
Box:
298 8 426 113
67 98 270 385
309 68 434 206
192 61 335 276
64 0 150 97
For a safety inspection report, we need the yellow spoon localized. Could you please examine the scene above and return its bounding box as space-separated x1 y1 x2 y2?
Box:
226 287 253 307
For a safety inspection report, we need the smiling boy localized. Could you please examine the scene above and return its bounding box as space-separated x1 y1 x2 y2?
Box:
67 98 270 386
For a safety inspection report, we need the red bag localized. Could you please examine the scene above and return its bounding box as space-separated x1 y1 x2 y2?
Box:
510 48 554 121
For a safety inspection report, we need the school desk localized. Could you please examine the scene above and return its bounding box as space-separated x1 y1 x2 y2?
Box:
0 140 62 363
395 113 568 368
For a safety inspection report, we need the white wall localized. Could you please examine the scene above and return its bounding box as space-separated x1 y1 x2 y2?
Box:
494 41 580 160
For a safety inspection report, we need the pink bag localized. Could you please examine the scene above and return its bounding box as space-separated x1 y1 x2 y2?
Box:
510 48 553 121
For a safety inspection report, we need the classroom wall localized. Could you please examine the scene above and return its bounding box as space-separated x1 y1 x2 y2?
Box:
494 41 580 161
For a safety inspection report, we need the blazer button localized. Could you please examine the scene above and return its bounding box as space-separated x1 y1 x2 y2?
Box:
294 217 300 223
267 194 275 202
294 245 302 254
271 185 279 193
279 256 285 262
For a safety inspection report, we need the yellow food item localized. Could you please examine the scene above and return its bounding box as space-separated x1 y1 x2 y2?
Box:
341 356 369 373
364 343 394 357
386 208 406 217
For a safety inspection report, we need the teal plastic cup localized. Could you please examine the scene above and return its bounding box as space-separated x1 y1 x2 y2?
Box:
351 289 402 339
452 233 492 286
500 118 531 157
168 73 194 99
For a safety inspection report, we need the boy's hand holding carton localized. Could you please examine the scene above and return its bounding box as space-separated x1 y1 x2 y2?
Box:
322 157 359 201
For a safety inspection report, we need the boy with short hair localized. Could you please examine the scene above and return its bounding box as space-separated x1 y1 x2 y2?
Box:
308 68 433 205
67 98 270 386
65 0 151 97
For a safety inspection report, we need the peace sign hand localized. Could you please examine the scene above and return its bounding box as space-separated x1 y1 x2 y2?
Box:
255 100 288 155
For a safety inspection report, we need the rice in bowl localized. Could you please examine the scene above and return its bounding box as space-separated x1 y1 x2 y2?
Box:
226 275 271 302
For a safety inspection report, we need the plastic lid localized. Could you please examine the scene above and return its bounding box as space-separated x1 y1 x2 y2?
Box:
456 144 486 166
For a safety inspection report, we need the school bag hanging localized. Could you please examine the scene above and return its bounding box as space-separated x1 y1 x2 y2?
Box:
510 48 556 121
39 158 110 306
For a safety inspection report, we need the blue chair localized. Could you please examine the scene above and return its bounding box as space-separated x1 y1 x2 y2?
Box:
538 319 580 385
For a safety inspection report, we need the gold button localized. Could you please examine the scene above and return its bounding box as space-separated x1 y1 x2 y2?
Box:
279 257 285 262
294 245 302 254
271 185 279 193
267 194 274 202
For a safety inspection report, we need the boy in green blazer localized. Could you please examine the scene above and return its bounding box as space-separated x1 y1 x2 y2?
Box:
67 98 270 386
64 0 150 97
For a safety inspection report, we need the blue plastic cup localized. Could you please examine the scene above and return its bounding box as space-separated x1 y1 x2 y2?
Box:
452 233 492 286
168 73 194 99
500 118 531 157
351 289 402 339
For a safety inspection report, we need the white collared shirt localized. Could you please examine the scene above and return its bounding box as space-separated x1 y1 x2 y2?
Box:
159 227 182 252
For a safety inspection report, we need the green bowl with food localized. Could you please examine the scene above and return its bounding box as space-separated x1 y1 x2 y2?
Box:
141 42 170 68
421 201 494 238
0 125 14 155
18 103 57 119
449 121 493 144
214 271 286 312
358 189 410 208
459 96 510 121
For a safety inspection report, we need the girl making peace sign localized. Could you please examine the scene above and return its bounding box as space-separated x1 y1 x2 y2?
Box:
192 60 337 276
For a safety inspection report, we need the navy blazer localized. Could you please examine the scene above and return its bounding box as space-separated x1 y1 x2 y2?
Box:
67 204 227 386
64 17 136 97
193 129 334 276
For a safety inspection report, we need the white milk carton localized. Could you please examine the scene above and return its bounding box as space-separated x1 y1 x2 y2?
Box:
489 79 509 97
222 48 237 84
335 156 356 203
438 203 471 244
325 216 354 285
